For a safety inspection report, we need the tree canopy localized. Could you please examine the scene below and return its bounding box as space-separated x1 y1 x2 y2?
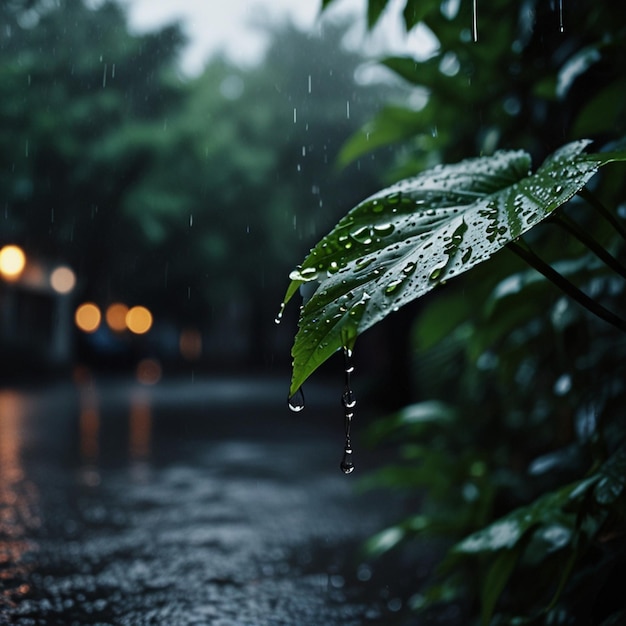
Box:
0 0 394 367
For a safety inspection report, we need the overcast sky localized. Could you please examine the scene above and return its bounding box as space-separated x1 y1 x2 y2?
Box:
123 0 437 76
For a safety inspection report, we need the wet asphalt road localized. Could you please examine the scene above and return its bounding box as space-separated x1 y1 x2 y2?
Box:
0 376 427 626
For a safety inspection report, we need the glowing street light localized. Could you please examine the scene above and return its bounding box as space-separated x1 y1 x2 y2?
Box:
126 306 153 335
106 302 129 332
50 265 76 294
0 245 26 282
75 303 102 333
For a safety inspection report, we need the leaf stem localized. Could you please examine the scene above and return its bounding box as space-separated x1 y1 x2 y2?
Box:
552 213 626 280
578 187 626 242
507 240 626 334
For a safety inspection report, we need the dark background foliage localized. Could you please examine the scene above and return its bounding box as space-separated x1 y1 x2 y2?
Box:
308 1 626 624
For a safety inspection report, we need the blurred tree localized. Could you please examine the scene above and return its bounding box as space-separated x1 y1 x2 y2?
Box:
0 0 186 306
0 0 396 368
122 19 396 365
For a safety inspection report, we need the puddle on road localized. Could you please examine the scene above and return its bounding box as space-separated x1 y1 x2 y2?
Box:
0 380 427 626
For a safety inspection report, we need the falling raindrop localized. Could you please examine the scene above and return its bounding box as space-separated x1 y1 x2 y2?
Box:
288 387 305 412
558 0 564 32
340 346 357 474
274 302 286 325
472 0 478 41
340 445 355 474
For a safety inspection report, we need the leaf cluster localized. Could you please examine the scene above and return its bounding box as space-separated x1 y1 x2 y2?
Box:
281 1 626 623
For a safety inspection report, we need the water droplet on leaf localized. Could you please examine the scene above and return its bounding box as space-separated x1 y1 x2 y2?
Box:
384 279 403 295
429 265 445 281
288 388 305 412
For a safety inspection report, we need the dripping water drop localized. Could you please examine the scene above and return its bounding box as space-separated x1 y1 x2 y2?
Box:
274 302 285 325
339 346 357 474
340 444 355 474
288 387 305 412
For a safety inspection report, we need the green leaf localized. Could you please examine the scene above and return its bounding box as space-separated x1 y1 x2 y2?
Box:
413 290 475 350
367 0 390 28
454 475 603 557
380 55 437 86
364 525 405 556
282 140 626 395
572 80 626 138
481 547 522 626
403 0 441 30
337 104 432 167
593 445 626 505
364 400 456 445
380 55 480 103
556 45 602 99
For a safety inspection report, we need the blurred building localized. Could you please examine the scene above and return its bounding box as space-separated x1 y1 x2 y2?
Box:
0 245 75 375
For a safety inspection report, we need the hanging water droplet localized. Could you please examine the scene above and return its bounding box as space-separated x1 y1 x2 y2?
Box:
289 266 319 282
342 389 357 409
429 265 445 281
340 445 355 474
339 346 357 474
384 279 403 295
274 302 286 325
558 0 564 32
288 387 305 412
373 223 395 237
327 261 340 275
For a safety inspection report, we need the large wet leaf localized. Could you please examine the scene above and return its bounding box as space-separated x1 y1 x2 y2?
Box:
282 140 626 395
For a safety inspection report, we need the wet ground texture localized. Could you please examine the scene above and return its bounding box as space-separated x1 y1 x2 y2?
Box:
0 377 435 626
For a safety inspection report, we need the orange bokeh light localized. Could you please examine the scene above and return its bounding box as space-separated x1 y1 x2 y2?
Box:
179 328 202 361
126 306 153 335
0 245 26 281
75 303 101 333
106 302 129 332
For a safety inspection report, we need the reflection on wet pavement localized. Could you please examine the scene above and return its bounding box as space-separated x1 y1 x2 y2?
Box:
0 377 421 626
